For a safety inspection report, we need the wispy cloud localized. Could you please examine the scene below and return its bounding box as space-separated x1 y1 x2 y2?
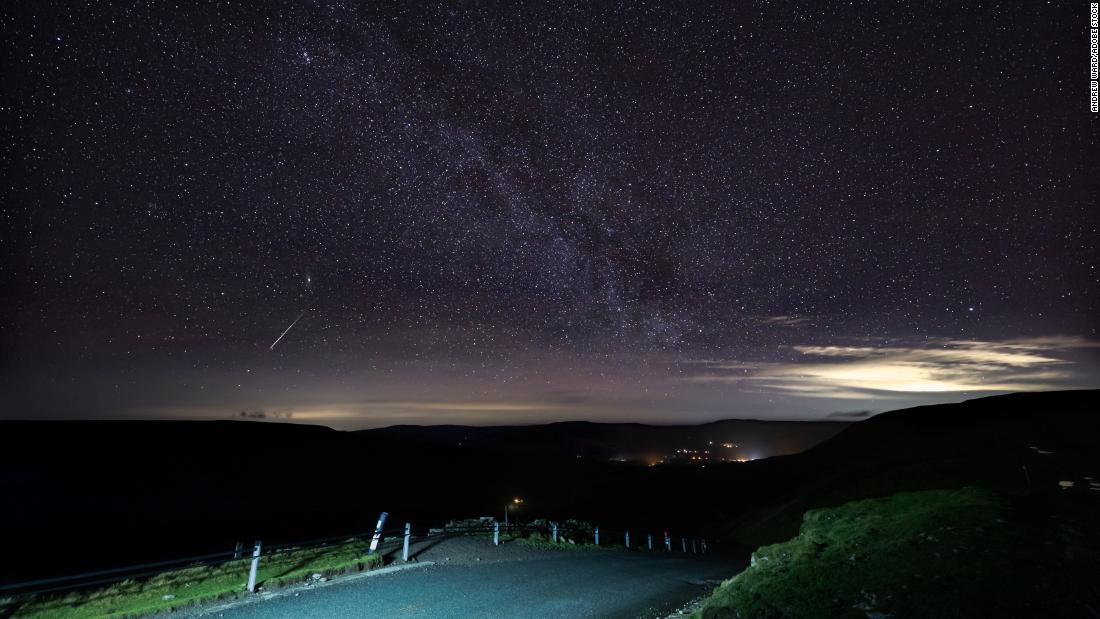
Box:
687 336 1099 399
158 400 570 425
826 410 874 419
757 315 815 327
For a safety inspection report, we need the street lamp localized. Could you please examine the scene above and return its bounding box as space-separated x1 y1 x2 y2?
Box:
504 497 523 525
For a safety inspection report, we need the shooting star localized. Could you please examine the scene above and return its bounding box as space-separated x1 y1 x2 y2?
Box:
269 311 305 350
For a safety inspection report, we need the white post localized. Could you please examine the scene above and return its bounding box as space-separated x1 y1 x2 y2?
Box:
594 527 599 546
403 522 411 561
625 531 630 548
647 533 652 550
664 530 671 551
692 539 698 553
234 541 243 560
702 539 707 554
493 521 500 546
246 540 262 593
682 537 687 553
551 523 558 543
368 511 389 555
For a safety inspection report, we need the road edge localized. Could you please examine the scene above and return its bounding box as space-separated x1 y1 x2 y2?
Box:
176 561 437 617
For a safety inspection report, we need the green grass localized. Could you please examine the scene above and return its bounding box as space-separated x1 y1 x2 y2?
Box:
5 539 384 618
484 527 628 552
509 535 620 551
724 449 1044 548
691 488 1063 619
474 530 596 551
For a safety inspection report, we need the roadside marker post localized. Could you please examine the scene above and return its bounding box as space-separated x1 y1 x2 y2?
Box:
233 541 243 560
702 539 708 554
368 511 389 555
246 540 262 593
403 522 412 561
551 523 558 543
682 538 687 553
664 531 671 551
493 522 500 546
647 533 653 550
625 531 630 549
692 539 697 553
594 527 600 546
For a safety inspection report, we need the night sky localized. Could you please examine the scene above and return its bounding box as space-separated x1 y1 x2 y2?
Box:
2 1 1097 429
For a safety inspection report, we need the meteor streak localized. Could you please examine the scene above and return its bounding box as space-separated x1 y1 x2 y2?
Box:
269 311 305 350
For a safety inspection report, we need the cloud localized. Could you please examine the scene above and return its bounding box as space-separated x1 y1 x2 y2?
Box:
243 400 571 427
540 389 596 406
826 410 874 419
943 336 1100 351
686 336 1099 399
238 409 293 420
757 315 815 327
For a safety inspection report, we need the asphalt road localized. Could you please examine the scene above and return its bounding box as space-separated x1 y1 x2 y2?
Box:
189 541 746 619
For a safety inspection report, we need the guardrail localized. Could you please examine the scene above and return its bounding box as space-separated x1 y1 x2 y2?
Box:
0 514 710 601
0 526 404 599
471 520 709 557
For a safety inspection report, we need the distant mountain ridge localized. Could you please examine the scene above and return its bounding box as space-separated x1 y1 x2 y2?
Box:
359 418 849 462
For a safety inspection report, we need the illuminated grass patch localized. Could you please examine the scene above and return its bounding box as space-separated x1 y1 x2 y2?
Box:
6 539 383 618
691 488 1044 619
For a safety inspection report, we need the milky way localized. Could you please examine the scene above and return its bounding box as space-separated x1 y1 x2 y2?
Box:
2 1 1097 427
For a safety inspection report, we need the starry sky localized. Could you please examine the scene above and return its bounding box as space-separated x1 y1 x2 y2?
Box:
2 1 1098 429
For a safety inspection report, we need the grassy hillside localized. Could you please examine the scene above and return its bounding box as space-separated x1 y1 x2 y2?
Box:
692 487 1100 618
5 541 382 618
716 390 1100 546
692 391 1100 618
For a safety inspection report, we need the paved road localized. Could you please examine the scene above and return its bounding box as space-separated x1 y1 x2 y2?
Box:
188 539 746 619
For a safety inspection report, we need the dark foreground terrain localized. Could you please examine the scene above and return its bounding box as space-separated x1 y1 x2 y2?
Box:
0 417 840 583
2 389 1098 613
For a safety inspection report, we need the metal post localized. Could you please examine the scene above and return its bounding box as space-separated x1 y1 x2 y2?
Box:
625 531 630 548
682 537 687 553
551 523 558 543
493 521 500 546
647 533 653 550
246 540 262 593
234 541 243 560
403 522 412 561
368 511 389 555
594 526 600 546
702 539 708 554
664 530 671 551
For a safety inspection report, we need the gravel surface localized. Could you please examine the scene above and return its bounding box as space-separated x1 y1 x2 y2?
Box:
179 537 745 619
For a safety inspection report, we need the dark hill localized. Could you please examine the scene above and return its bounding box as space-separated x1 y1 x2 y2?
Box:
717 390 1100 545
0 416 841 583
